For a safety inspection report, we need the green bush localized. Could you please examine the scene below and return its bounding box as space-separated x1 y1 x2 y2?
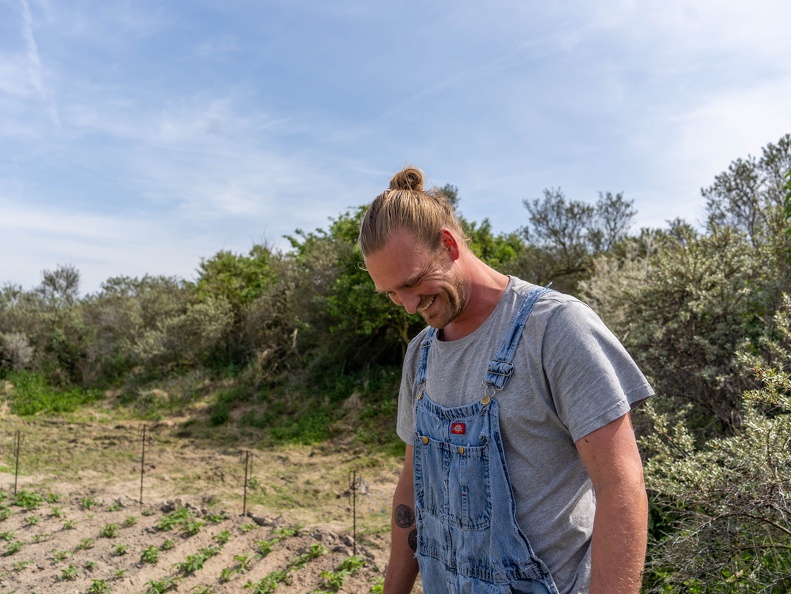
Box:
642 296 791 592
209 401 230 426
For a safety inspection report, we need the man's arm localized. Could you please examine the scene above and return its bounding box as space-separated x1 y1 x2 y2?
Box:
576 412 648 594
384 444 419 594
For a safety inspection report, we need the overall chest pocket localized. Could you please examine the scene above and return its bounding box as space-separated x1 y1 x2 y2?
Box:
414 433 492 530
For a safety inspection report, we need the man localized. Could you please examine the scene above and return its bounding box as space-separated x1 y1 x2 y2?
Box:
359 167 652 594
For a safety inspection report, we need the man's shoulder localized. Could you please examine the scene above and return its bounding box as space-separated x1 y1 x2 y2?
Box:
504 277 609 347
507 277 584 314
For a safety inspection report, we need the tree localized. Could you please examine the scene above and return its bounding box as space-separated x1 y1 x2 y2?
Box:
194 244 281 367
587 191 638 253
286 207 423 372
464 219 526 272
438 184 527 273
27 265 90 384
519 189 636 293
195 244 276 310
522 188 593 279
438 183 460 210
785 164 791 258
85 275 197 379
38 264 81 307
704 133 791 248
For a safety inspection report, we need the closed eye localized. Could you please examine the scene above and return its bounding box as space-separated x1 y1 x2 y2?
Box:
402 275 423 289
375 272 425 297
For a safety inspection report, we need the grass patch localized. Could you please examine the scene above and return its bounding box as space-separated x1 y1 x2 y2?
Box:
269 410 332 444
4 371 103 416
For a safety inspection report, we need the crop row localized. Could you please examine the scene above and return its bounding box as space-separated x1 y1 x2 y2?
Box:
0 488 384 593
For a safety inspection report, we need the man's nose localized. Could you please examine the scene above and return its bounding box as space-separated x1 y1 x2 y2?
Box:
391 291 420 314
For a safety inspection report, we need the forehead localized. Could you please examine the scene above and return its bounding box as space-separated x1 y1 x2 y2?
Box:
363 229 436 292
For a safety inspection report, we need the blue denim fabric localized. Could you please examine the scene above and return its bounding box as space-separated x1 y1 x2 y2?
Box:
412 287 560 594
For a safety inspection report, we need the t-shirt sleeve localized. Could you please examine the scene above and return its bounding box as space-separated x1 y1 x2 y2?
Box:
541 299 653 443
396 335 422 444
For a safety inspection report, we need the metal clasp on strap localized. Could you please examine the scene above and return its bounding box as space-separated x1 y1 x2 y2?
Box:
481 382 499 406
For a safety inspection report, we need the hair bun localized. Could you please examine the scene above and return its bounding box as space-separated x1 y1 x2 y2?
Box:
389 167 424 192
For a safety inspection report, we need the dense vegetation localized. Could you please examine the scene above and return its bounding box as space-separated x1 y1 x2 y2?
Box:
1 134 790 591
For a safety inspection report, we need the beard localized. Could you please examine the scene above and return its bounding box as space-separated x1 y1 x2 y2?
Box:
420 267 467 329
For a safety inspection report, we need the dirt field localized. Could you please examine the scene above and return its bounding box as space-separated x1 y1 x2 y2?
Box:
0 412 421 593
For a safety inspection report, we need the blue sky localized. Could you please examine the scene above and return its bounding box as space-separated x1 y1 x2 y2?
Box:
2 0 790 294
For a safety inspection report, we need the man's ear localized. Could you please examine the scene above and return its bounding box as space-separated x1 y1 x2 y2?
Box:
440 229 461 260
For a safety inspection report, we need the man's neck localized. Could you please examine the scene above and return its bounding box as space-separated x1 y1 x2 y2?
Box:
440 262 509 341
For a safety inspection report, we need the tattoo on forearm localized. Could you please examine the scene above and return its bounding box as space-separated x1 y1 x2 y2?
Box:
394 504 415 528
408 528 417 552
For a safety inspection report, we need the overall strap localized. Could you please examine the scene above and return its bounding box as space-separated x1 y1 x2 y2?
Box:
483 286 551 392
415 327 438 388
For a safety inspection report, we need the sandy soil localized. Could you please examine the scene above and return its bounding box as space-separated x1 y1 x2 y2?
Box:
0 414 422 594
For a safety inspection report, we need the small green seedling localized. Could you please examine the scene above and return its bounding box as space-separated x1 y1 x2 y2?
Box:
80 497 99 510
145 576 179 593
100 523 120 538
160 539 175 550
141 545 160 564
112 544 129 556
52 549 71 563
87 579 111 594
76 537 95 551
213 530 231 545
59 564 79 581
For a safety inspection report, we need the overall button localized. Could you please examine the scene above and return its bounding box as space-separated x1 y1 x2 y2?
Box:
421 436 429 445
457 446 465 455
481 395 491 405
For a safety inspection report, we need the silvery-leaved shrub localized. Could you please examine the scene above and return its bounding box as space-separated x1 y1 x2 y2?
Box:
0 332 34 372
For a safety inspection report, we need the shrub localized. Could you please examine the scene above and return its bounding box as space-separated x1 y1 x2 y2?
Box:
0 332 34 372
642 296 791 591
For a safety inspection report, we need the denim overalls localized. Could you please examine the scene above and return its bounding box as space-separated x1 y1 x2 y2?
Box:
412 287 560 594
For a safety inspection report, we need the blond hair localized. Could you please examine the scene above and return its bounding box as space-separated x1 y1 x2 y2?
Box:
358 167 467 256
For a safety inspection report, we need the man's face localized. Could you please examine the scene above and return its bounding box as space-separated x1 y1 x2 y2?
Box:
364 229 467 329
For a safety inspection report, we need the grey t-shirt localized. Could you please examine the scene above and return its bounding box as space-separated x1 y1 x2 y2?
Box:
397 277 653 594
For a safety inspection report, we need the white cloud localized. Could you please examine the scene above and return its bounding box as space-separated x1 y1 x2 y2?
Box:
19 0 60 127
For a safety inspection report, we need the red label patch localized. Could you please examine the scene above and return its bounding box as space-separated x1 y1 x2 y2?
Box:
451 422 466 435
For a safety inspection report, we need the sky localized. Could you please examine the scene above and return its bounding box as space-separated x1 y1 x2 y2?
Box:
2 0 790 295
